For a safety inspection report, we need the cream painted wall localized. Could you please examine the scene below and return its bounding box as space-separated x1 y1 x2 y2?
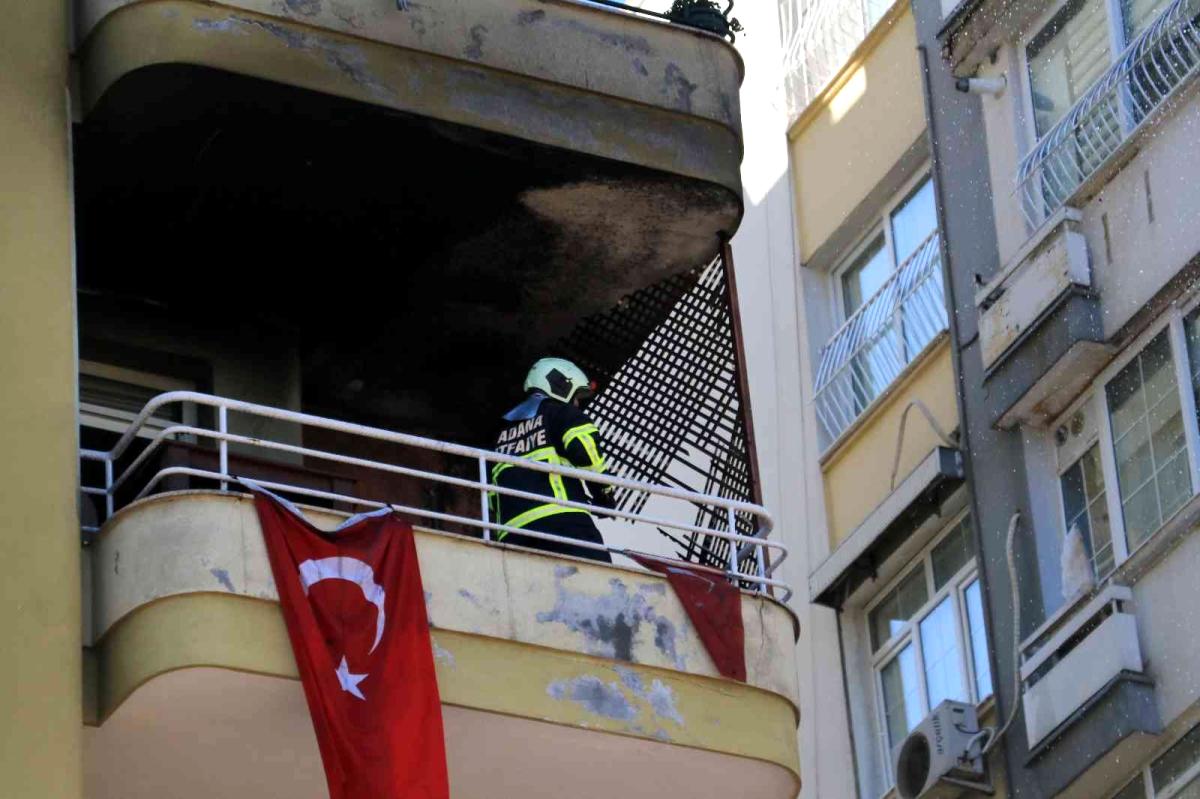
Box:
789 8 927 263
821 339 957 548
978 43 1034 270
0 0 82 796
730 2 856 796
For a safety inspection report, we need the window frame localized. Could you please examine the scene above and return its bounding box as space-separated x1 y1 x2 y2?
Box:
1054 436 1117 581
1051 304 1200 582
78 359 198 439
830 167 935 327
864 511 992 787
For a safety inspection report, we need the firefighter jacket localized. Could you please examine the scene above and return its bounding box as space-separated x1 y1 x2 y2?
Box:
490 392 608 535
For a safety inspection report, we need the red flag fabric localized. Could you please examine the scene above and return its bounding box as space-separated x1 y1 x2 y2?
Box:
629 553 746 682
249 485 449 799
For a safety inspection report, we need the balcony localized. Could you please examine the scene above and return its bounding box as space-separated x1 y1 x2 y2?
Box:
74 0 744 214
71 0 748 442
1016 0 1200 227
80 392 799 798
1017 585 1161 797
778 0 893 118
813 232 947 445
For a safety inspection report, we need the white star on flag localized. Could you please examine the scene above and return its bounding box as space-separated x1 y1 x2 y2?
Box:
335 656 368 700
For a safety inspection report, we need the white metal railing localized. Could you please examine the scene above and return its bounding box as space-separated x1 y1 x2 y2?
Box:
779 0 884 117
78 392 790 600
1016 0 1200 227
813 233 946 443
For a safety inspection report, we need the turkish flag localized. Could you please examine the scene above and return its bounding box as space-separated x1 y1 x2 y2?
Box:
248 484 449 799
628 553 746 682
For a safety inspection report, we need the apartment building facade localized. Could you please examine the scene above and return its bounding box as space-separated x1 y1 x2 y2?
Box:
916 0 1200 795
0 2 804 797
779 1 1005 796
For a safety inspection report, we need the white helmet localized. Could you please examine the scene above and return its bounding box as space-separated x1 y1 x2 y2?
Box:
524 358 595 404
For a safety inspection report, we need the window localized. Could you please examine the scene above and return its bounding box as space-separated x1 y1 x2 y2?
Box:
836 175 938 322
1111 721 1200 798
1052 308 1200 588
1026 0 1182 133
79 360 196 437
78 361 199 530
1060 442 1116 579
1106 330 1190 549
1027 0 1112 138
868 515 993 776
1020 0 1200 220
830 174 942 419
842 235 892 319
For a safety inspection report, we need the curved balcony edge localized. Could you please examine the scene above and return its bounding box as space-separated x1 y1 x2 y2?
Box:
82 491 796 739
75 0 745 203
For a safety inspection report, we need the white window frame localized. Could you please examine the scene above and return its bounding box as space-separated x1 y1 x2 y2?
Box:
1053 433 1115 580
864 511 992 789
1018 0 1155 160
79 359 197 439
830 167 935 326
1051 302 1200 580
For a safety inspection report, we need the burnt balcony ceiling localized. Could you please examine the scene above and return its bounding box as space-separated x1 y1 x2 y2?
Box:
75 64 741 439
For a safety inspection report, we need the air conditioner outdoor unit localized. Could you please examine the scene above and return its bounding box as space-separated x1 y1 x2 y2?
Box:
892 700 991 799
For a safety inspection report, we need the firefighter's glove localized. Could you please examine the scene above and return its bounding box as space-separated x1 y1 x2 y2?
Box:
591 486 617 518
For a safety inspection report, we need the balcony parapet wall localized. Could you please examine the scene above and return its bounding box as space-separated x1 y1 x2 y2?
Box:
85 490 799 778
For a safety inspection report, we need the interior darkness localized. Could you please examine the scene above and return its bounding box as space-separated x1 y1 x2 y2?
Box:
74 64 737 442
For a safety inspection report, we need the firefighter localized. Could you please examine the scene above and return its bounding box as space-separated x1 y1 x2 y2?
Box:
490 358 616 563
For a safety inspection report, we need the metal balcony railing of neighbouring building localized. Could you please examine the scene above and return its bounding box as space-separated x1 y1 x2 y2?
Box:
779 0 889 116
78 392 791 600
1016 0 1200 227
812 233 946 444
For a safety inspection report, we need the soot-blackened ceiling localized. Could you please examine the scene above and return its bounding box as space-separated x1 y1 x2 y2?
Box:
74 64 739 440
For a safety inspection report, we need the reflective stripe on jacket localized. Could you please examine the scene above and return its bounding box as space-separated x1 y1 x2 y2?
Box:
490 395 607 536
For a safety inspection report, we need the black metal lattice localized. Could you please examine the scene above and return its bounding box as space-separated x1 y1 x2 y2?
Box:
556 255 759 577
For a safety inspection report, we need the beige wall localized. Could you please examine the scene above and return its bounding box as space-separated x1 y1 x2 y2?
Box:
728 0 858 794
978 43 1032 270
0 0 82 795
821 338 957 548
789 6 927 262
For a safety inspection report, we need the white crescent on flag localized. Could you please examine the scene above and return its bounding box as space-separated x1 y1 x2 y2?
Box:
298 556 387 654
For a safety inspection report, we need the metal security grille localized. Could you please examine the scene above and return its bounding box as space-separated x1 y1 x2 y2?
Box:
556 254 761 578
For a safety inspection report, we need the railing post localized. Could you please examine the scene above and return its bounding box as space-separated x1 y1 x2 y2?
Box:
478 456 491 542
104 458 114 521
218 405 228 492
726 506 739 585
755 538 767 592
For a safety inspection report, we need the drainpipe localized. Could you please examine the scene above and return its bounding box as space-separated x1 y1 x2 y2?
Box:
917 38 1013 782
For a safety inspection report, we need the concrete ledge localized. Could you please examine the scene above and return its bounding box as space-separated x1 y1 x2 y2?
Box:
76 0 744 200
810 446 964 606
1028 674 1161 799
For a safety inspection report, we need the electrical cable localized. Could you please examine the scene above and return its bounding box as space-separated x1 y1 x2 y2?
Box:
889 399 958 491
982 510 1023 755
